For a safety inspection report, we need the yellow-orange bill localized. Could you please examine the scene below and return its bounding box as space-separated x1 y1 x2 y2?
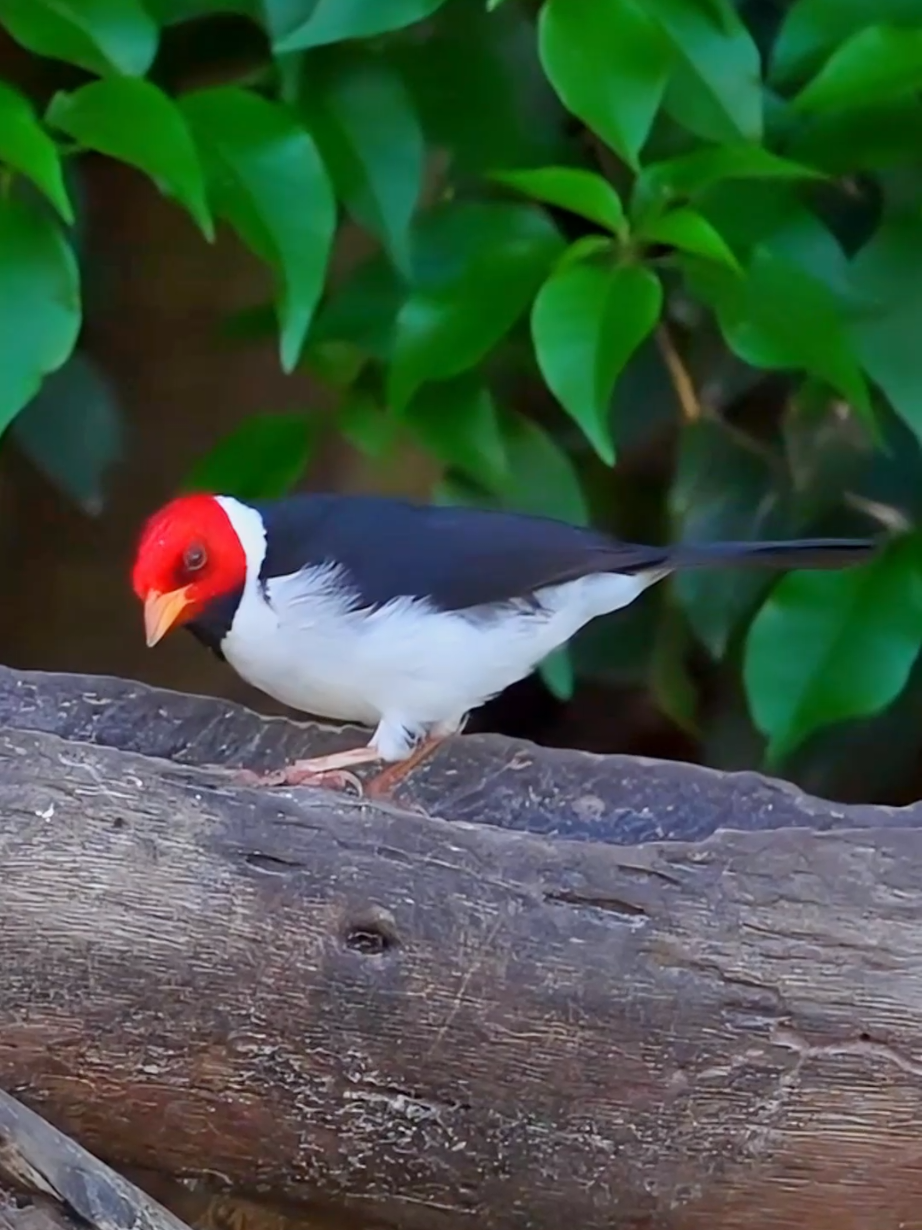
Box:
144 587 192 647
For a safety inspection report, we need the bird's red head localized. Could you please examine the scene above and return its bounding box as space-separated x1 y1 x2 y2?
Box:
131 493 247 647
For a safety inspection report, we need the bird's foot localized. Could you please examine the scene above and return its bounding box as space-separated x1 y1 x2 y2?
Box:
228 745 384 794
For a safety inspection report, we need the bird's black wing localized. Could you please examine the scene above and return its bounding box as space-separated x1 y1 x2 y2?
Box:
255 494 666 612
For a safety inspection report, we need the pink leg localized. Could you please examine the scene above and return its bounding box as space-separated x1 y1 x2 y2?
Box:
233 745 383 793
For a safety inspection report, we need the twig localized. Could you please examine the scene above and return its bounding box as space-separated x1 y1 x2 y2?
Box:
656 324 702 423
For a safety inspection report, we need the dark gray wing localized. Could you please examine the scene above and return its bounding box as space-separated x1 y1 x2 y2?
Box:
256 494 667 611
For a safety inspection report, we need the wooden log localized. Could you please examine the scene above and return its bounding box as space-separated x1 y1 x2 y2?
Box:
0 664 921 1230
0 1089 192 1230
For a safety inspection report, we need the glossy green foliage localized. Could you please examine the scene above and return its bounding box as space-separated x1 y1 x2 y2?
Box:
4 0 922 786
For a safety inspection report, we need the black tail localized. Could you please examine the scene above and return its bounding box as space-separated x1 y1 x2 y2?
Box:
664 537 879 571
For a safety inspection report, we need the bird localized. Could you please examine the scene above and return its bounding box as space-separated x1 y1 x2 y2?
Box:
130 490 878 797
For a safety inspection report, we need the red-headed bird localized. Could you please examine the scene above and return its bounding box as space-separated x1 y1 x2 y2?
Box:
131 491 877 795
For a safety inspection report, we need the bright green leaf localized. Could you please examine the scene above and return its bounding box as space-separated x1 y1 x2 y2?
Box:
744 537 922 763
183 412 314 500
638 207 741 271
532 258 662 464
634 145 822 217
0 0 158 76
490 166 626 235
47 79 213 240
0 81 72 223
538 0 671 169
0 196 80 436
700 247 871 418
650 0 762 143
851 217 922 444
771 0 922 87
388 201 564 409
12 351 122 515
180 87 336 373
269 0 448 53
794 25 922 114
402 375 507 488
299 49 423 275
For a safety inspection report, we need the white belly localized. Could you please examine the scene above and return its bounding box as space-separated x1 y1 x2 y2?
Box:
221 565 657 733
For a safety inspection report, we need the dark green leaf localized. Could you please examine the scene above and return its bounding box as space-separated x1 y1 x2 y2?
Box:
180 87 336 373
388 201 564 409
538 648 575 701
531 258 662 464
0 81 72 223
788 98 922 174
649 0 762 143
500 407 589 525
313 252 403 361
490 166 626 235
48 79 212 239
744 536 922 763
338 390 397 459
538 0 671 169
183 412 314 500
12 351 122 514
851 217 922 443
299 49 423 275
771 0 922 87
0 0 158 76
269 0 448 53
391 0 569 175
699 247 871 418
794 25 922 114
151 0 256 17
633 145 822 217
650 602 698 733
402 375 507 488
671 419 791 659
638 206 740 270
0 196 80 435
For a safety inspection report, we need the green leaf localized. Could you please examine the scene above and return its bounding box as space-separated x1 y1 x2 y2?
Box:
539 648 575 701
794 25 922 114
671 419 792 659
0 81 72 223
183 412 314 500
788 98 922 174
851 217 922 444
700 247 871 418
744 537 922 763
538 0 671 169
498 407 588 525
634 146 822 217
650 0 762 143
771 0 922 87
11 351 122 515
180 87 336 373
299 49 423 275
388 201 564 409
338 390 397 459
47 79 213 240
490 166 626 236
0 0 158 76
269 0 448 53
531 258 662 464
638 206 740 270
402 375 507 488
0 196 80 436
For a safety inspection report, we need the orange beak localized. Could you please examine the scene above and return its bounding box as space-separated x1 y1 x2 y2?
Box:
143 587 193 647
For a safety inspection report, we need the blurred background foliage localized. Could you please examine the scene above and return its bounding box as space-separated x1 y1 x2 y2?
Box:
2 0 922 802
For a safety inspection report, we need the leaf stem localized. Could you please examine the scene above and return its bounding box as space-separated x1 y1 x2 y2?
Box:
656 324 701 422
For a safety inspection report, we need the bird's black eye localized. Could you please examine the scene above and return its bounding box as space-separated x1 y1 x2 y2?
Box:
183 543 207 573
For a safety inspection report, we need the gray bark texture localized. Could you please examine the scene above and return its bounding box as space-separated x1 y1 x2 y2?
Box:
0 663 921 1230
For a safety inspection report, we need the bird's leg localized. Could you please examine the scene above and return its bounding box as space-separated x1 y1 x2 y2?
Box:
233 744 384 793
364 734 447 800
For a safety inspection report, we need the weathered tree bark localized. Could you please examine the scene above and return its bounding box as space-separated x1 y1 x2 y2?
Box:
0 664 921 1230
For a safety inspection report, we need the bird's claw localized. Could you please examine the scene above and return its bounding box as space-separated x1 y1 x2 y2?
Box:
222 765 365 795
